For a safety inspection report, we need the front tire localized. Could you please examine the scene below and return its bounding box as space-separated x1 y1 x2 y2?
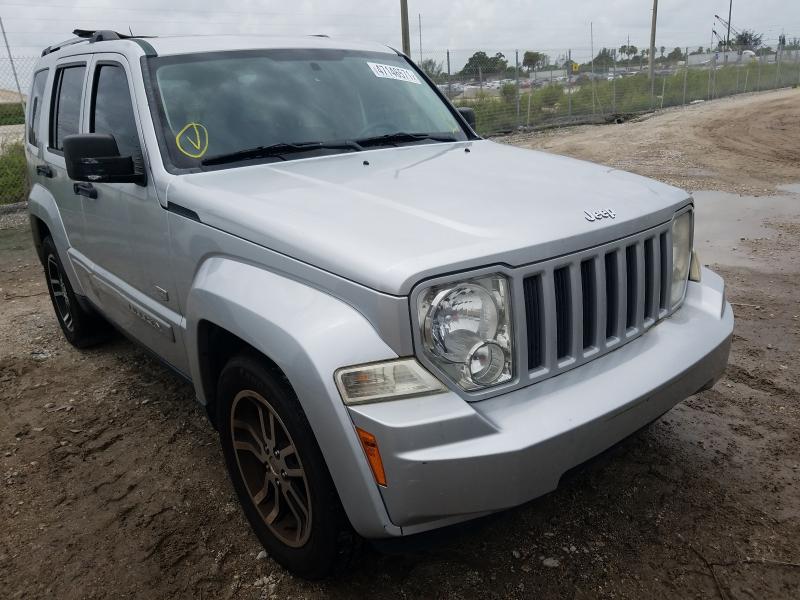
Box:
217 353 357 579
41 236 110 348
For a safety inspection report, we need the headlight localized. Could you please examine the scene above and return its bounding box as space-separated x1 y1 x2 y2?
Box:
670 211 693 307
418 274 513 390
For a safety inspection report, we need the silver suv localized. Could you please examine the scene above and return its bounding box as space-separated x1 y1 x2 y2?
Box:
25 30 733 578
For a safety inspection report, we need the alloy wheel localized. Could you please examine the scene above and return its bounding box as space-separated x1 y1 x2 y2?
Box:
230 389 313 547
47 254 73 331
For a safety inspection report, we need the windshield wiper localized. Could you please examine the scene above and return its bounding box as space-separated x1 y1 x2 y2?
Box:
354 132 458 148
201 141 362 166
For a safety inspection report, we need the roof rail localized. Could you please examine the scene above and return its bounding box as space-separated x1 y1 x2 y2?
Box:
42 29 154 57
41 37 86 56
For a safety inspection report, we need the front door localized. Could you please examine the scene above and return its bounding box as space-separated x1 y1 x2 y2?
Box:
77 53 188 374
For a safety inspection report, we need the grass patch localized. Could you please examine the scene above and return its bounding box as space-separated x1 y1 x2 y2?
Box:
0 103 25 126
0 141 28 205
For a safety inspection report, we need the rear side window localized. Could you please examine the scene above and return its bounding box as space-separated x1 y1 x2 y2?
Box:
50 65 86 151
27 69 48 146
90 64 142 159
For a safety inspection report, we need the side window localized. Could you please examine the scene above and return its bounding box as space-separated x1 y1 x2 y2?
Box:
90 64 142 159
27 69 48 146
50 65 86 151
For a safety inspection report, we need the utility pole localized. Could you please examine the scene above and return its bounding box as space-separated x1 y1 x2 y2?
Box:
726 0 733 49
400 0 411 56
418 13 422 62
648 0 658 81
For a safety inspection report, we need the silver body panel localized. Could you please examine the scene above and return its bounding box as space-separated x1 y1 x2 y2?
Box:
25 35 733 539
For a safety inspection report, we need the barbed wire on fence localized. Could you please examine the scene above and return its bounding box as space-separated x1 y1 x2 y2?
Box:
0 46 799 203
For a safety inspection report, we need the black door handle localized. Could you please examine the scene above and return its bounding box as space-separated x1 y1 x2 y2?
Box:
36 164 54 178
73 182 98 199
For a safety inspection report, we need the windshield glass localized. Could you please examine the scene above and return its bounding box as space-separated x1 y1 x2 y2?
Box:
147 48 467 170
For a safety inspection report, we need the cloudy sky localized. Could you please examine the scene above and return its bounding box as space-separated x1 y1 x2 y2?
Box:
0 0 797 66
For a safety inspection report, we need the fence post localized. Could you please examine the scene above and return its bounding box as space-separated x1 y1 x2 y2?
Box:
446 50 452 99
515 49 521 128
683 47 689 106
744 68 749 92
612 50 617 113
756 53 762 91
660 75 666 109
567 50 572 118
712 53 717 98
797 49 800 85
775 46 782 88
526 88 532 127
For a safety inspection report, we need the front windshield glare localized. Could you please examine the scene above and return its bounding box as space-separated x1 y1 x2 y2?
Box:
150 49 467 169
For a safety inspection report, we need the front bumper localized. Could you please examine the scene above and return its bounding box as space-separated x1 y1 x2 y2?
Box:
348 268 732 536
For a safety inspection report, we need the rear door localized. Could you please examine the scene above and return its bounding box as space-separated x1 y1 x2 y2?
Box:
77 53 188 374
42 58 89 250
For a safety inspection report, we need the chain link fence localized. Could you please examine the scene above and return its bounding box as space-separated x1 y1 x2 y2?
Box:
0 56 35 205
422 45 800 137
1 46 799 204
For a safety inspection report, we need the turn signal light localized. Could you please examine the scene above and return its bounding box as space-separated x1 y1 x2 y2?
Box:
356 427 387 487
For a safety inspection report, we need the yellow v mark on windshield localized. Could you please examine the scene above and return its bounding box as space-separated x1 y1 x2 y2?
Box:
175 122 209 158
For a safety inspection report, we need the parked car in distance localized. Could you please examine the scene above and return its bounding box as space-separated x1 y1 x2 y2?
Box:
26 30 732 579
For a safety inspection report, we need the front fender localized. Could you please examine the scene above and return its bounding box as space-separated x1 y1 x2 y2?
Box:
184 256 402 537
27 183 85 295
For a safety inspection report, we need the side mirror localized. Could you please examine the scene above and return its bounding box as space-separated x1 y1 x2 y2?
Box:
457 107 477 130
63 133 145 185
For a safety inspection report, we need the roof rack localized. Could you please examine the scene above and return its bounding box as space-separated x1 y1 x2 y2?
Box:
42 29 152 56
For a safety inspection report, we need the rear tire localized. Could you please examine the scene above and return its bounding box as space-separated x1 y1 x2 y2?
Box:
42 236 110 348
217 353 357 579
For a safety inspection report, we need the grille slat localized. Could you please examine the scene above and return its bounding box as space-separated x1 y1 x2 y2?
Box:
580 260 596 349
553 267 572 360
604 251 618 339
523 276 544 370
659 231 670 311
644 238 655 320
625 245 637 330
522 222 674 382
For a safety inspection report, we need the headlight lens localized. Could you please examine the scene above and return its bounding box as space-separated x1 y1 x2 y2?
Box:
670 211 693 307
418 274 513 390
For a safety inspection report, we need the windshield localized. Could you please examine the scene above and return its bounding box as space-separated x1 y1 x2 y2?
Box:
147 48 468 170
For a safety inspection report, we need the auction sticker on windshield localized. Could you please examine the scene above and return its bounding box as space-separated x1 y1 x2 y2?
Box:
367 62 421 84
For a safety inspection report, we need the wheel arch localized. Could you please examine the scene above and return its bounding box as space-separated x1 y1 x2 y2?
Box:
27 183 85 295
184 257 402 538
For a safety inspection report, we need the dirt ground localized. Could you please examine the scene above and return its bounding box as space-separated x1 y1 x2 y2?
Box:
1 88 799 599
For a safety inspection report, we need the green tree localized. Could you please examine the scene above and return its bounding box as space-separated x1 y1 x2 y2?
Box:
522 51 549 71
666 47 685 62
734 30 763 50
419 58 444 81
460 51 508 78
659 45 666 58
591 47 616 69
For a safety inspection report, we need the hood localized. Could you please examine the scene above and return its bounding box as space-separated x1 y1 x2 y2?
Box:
165 140 690 295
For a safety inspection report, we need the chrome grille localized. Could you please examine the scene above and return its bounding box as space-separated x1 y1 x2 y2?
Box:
521 222 673 383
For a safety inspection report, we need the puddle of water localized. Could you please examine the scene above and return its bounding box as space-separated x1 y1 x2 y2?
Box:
693 187 799 268
778 183 800 195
